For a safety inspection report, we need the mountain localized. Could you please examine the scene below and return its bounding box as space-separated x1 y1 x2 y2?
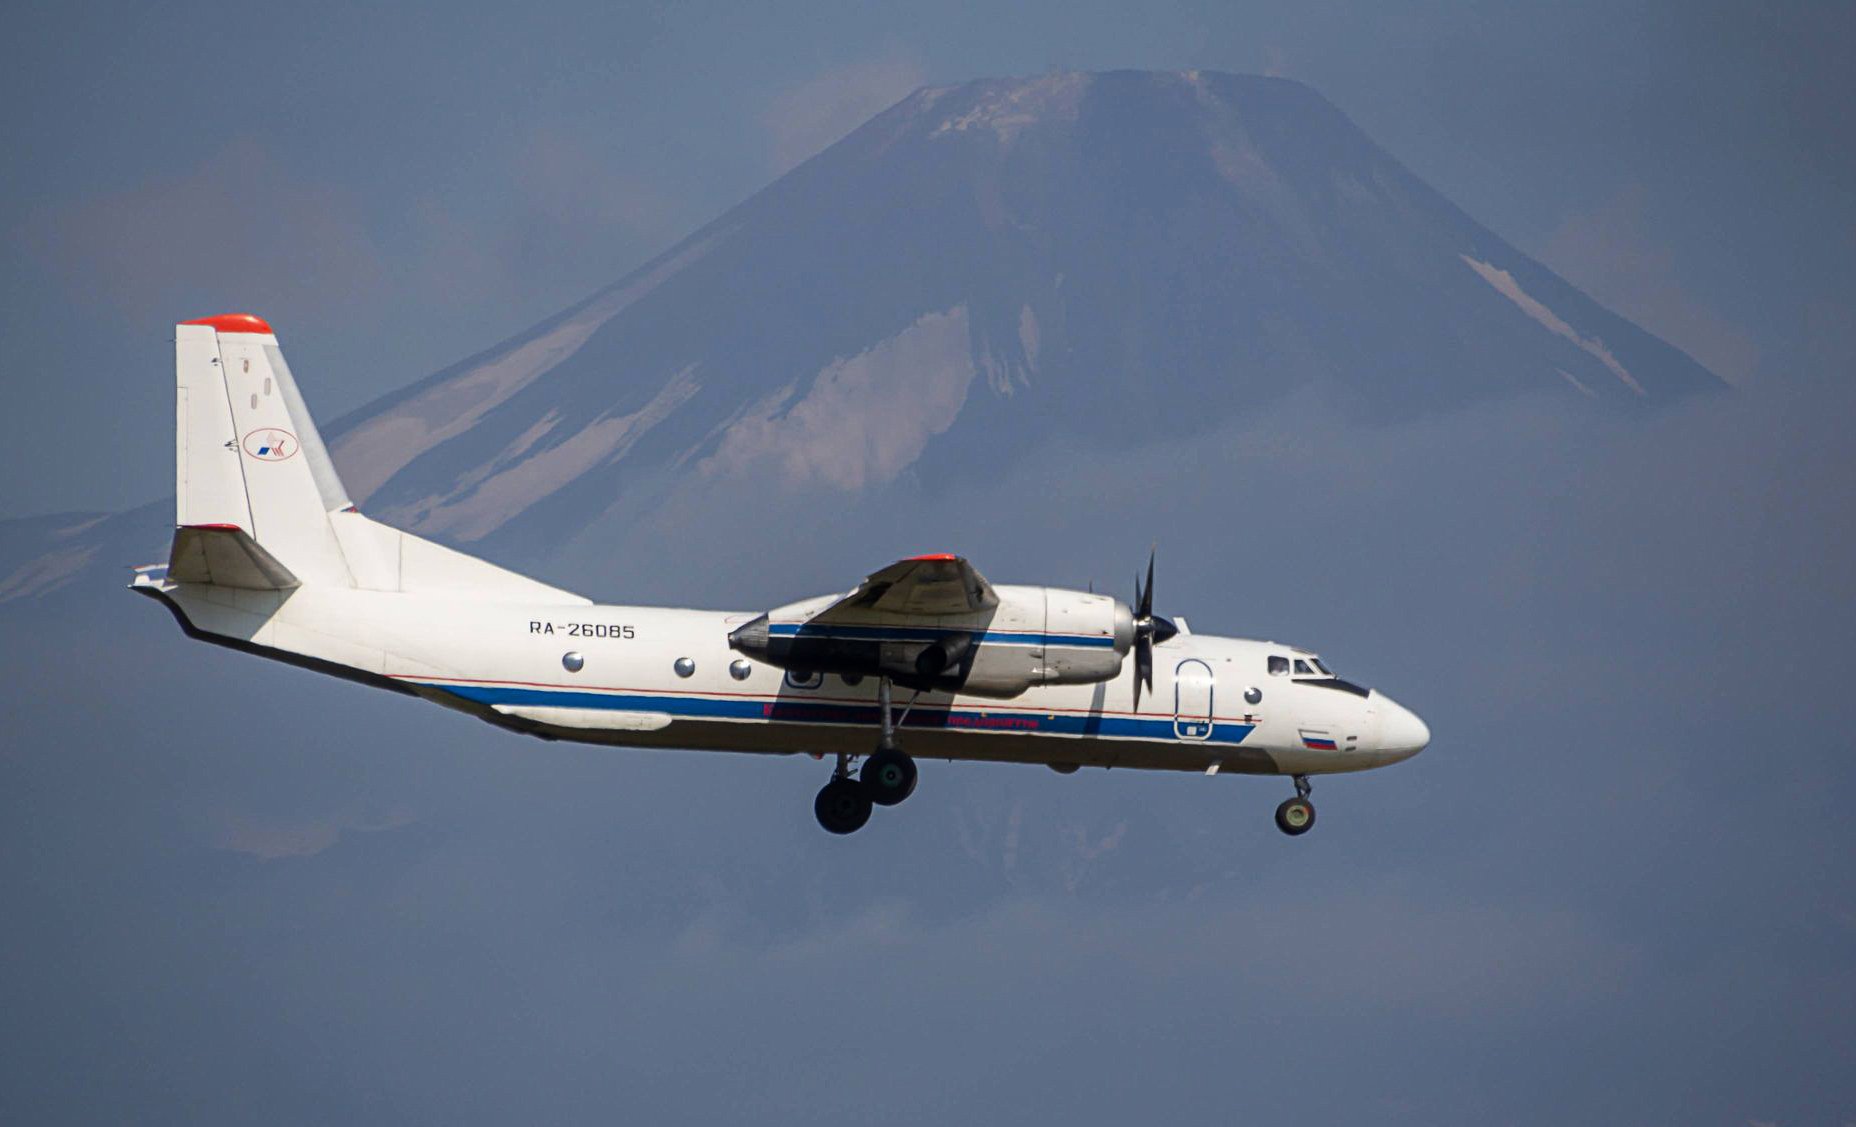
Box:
4 68 1721 600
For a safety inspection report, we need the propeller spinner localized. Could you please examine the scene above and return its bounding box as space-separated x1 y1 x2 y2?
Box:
1131 548 1179 714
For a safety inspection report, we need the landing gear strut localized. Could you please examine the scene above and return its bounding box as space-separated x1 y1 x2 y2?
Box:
1274 774 1316 836
860 677 918 806
813 677 918 833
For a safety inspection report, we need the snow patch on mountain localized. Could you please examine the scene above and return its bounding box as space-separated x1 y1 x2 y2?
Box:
453 410 565 496
1556 368 1598 398
700 307 975 490
929 73 1090 144
332 229 734 502
0 513 112 603
1018 305 1040 372
0 543 98 603
390 366 702 541
333 314 600 503
1462 255 1646 396
977 307 1037 397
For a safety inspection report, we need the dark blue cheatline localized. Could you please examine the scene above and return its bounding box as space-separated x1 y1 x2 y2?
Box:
425 681 1255 745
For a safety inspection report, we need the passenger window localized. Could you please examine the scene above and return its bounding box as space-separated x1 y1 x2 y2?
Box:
1268 655 1289 676
1293 659 1314 675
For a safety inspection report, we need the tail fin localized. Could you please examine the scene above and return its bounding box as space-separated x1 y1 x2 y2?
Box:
175 314 355 586
168 313 587 605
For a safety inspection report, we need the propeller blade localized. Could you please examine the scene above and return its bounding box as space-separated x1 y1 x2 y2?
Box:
1128 642 1143 712
1128 545 1166 715
1139 548 1156 620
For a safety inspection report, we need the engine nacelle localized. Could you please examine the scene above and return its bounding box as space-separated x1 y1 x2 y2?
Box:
729 585 1133 698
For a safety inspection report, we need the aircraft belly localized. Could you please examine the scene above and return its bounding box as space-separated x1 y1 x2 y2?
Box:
429 683 1281 774
532 720 1272 772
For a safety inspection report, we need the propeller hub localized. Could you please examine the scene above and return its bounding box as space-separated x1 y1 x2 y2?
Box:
1142 614 1179 647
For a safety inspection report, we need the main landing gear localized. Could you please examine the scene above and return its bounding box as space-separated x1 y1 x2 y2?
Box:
814 677 919 835
1274 775 1316 837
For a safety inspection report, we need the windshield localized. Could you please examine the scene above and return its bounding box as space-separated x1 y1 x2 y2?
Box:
1274 654 1338 678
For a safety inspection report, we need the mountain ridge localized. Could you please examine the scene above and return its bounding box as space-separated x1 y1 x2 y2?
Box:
3 68 1723 602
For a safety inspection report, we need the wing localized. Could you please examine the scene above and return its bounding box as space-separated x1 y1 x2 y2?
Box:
811 553 998 621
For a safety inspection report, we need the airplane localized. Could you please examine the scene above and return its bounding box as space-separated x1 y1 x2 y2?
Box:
132 314 1430 836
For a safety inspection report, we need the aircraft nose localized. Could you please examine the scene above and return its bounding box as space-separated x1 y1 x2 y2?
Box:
1375 694 1430 760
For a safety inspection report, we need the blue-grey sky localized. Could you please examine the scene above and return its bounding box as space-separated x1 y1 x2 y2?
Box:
3 6 1855 1125
3 0 1852 514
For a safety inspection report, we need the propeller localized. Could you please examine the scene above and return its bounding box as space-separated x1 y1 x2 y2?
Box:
1130 546 1179 714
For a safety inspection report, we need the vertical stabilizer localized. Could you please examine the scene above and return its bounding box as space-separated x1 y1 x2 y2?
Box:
174 314 353 586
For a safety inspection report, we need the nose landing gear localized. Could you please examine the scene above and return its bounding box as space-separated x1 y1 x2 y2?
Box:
1274 774 1316 836
813 677 919 834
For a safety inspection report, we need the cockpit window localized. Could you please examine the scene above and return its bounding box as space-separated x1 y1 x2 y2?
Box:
1268 655 1289 676
1293 659 1314 675
1311 658 1332 675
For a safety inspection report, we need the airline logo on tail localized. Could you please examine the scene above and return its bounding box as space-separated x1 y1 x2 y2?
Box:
242 429 298 461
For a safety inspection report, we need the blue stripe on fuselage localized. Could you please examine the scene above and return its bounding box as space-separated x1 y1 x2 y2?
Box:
426 681 1251 744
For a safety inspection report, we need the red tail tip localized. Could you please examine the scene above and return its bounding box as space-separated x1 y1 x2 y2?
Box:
909 553 960 561
182 313 273 334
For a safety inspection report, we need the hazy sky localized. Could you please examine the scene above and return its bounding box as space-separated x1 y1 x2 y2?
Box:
3 5 1853 1125
3 0 1852 513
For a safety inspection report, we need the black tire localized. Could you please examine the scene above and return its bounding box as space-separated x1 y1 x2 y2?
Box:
1274 796 1316 836
815 778 873 834
860 749 918 807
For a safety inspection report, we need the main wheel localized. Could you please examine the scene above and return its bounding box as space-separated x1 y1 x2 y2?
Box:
860 748 918 807
815 778 873 834
1274 796 1316 836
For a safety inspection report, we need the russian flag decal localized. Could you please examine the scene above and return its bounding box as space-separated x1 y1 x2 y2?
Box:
1299 730 1338 751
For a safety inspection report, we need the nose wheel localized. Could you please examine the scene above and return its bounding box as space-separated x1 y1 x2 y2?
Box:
1274 775 1316 836
812 677 919 834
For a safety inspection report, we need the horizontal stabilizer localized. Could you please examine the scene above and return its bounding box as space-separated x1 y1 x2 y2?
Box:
166 525 300 590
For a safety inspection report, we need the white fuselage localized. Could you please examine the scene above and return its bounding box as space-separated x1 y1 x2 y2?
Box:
144 580 1430 777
